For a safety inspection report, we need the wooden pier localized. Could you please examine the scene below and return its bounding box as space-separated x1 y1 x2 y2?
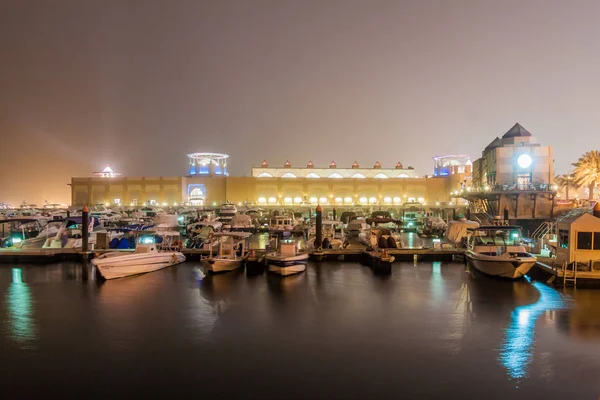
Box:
534 257 600 286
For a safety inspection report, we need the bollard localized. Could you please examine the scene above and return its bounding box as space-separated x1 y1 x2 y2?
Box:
332 207 337 220
315 204 323 249
82 205 89 253
413 254 418 266
66 209 70 219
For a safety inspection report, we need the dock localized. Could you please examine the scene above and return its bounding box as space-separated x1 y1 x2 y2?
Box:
0 246 465 266
535 257 600 286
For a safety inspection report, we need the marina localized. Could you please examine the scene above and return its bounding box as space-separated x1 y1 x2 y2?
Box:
2 260 600 398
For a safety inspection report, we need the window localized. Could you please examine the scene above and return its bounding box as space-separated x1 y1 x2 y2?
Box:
257 172 273 178
577 231 593 250
328 173 343 179
281 173 297 178
595 232 600 250
351 173 366 179
374 173 388 179
305 173 320 179
558 229 569 248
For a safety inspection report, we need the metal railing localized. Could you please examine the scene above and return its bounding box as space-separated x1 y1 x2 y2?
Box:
466 183 557 193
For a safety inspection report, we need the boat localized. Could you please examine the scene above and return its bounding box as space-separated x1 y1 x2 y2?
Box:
266 235 308 276
202 232 252 273
92 231 186 280
268 215 295 231
465 225 537 280
401 202 425 232
217 202 237 227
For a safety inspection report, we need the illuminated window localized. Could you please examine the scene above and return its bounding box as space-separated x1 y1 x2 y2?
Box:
351 173 366 179
344 197 353 204
335 197 343 204
328 173 343 179
393 197 402 204
305 173 320 178
319 197 328 204
309 197 318 204
257 172 273 178
397 174 409 178
293 197 302 204
268 197 277 204
283 197 292 204
281 172 297 178
257 197 267 204
359 197 368 204
369 197 377 204
383 197 392 204
113 198 121 205
374 173 388 179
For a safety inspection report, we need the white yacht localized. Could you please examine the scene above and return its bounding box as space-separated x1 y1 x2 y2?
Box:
93 243 186 280
266 239 308 276
466 225 537 280
202 232 252 273
217 202 237 226
268 215 295 231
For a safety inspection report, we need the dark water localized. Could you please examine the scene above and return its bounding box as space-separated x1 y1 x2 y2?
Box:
1 262 599 399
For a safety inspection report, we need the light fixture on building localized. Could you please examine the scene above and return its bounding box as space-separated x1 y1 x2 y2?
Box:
517 154 532 168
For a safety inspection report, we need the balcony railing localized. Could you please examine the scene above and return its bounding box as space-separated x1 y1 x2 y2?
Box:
463 183 558 194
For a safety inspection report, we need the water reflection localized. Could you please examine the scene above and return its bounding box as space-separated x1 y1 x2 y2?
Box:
555 289 600 342
500 281 565 380
4 268 37 349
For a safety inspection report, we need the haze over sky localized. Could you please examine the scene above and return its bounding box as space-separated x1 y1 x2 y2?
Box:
1 0 599 205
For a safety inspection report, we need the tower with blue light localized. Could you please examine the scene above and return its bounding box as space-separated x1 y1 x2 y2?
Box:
186 153 229 176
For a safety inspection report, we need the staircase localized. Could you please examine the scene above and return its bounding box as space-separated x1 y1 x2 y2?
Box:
562 261 578 286
532 221 555 241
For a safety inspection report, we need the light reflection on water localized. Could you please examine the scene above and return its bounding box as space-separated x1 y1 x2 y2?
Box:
4 268 37 349
499 280 566 380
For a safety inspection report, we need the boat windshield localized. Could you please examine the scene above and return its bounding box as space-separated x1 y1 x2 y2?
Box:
472 229 523 247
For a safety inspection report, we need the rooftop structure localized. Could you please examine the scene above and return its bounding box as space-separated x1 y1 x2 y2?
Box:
432 155 472 177
93 165 121 178
187 152 229 176
252 160 417 179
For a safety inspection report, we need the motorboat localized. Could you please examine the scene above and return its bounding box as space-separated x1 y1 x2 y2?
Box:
217 202 237 227
42 216 101 249
0 218 52 249
202 232 252 273
401 202 425 232
306 220 344 249
266 236 308 276
268 215 295 231
186 221 222 249
466 225 537 280
92 233 186 280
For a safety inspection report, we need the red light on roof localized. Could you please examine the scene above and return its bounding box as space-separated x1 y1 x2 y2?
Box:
352 161 359 169
374 161 381 169
261 160 268 167
329 161 337 168
284 160 291 168
307 161 314 168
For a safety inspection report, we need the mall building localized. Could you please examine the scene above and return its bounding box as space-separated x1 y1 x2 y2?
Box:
70 153 471 208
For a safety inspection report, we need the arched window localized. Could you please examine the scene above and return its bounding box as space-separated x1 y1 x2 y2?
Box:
397 173 409 178
281 172 297 178
350 173 366 179
328 173 343 179
305 173 320 179
257 172 273 178
374 173 389 179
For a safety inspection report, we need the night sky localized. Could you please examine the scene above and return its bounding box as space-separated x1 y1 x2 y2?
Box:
1 0 599 205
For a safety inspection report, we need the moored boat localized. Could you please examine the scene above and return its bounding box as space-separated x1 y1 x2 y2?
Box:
93 245 186 280
202 232 252 273
466 225 537 280
266 240 308 276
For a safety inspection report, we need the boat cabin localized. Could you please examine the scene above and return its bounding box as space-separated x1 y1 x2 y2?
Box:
467 226 530 256
556 209 600 271
208 232 252 260
269 216 294 231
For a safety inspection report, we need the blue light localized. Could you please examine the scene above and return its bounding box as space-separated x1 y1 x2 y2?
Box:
499 282 565 380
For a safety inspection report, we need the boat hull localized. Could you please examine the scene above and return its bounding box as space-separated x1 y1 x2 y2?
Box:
203 257 246 273
266 253 308 276
92 252 186 280
466 251 536 280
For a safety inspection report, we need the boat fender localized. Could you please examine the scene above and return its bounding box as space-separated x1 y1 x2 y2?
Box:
172 253 178 264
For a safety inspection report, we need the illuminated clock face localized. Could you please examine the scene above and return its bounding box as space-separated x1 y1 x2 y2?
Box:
517 154 532 168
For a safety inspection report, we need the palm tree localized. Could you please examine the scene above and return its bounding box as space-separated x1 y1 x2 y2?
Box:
554 173 580 200
572 150 600 200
